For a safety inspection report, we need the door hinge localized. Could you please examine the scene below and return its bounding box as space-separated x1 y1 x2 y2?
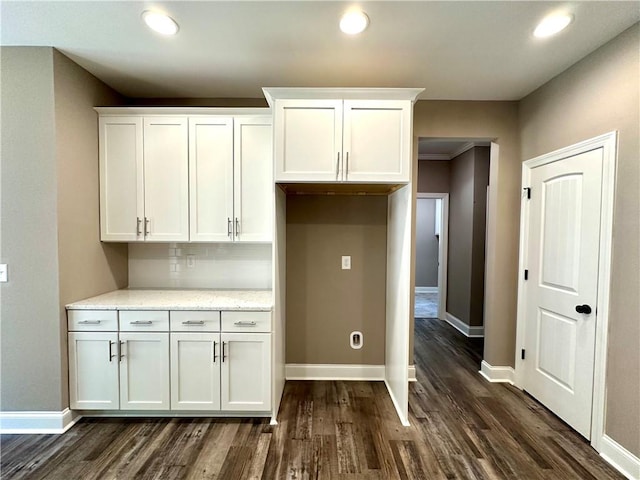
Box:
524 269 529 280
521 349 526 360
523 187 531 199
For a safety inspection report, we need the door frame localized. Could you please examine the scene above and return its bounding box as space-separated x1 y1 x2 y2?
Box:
514 131 617 450
416 193 449 320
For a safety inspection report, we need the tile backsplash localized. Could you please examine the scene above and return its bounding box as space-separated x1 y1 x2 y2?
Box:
129 243 272 289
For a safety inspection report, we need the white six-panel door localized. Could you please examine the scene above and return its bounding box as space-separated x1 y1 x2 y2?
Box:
522 148 603 438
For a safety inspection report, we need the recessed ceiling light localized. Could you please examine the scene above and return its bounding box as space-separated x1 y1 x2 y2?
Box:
534 13 573 38
340 10 369 35
142 10 179 36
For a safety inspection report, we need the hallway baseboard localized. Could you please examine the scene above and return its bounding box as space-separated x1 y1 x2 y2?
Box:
285 364 384 381
445 312 484 337
479 360 515 385
0 408 80 434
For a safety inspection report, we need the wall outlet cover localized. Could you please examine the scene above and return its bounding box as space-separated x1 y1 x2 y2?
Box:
0 264 7 282
341 256 351 270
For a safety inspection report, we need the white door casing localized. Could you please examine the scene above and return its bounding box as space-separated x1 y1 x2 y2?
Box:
516 132 617 448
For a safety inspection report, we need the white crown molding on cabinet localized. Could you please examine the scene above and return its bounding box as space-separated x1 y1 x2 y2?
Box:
263 87 424 107
94 107 271 116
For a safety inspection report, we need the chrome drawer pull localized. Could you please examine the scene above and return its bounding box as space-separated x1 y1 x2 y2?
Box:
182 320 205 325
130 320 153 325
78 320 101 325
233 321 257 327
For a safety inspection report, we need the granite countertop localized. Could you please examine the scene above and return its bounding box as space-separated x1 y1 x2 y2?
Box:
66 289 273 311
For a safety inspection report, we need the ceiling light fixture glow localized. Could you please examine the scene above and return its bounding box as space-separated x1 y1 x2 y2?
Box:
340 10 369 35
534 14 573 38
142 10 179 36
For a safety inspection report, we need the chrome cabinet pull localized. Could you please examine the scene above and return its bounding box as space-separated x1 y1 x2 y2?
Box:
227 218 232 238
119 341 125 361
222 341 227 362
336 152 340 180
235 218 240 238
213 341 218 363
233 321 257 327
182 320 205 326
130 320 153 325
79 320 101 325
108 341 116 362
136 217 142 236
345 152 349 180
144 217 150 237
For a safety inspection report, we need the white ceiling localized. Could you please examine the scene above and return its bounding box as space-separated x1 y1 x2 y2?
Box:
2 1 639 100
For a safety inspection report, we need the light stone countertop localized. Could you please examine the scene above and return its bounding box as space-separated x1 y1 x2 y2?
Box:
66 289 273 311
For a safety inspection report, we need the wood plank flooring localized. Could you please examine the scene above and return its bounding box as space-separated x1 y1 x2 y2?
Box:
1 318 624 479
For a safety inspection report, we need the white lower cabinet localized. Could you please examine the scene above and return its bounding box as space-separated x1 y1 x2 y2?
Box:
119 332 170 410
68 332 119 410
68 309 271 414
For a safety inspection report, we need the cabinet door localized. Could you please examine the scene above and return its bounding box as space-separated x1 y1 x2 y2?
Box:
99 116 144 241
68 332 119 410
119 332 170 410
234 116 273 242
220 333 271 411
343 100 411 183
170 333 221 410
143 117 189 242
189 117 234 242
274 100 343 182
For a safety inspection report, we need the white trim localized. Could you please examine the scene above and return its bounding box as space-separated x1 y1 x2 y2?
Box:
479 360 515 385
415 286 437 293
263 87 424 107
94 107 271 116
418 153 450 161
450 142 475 159
0 408 81 434
445 312 484 338
600 435 640 480
384 379 410 426
408 365 417 382
285 364 384 381
515 131 617 452
416 193 449 320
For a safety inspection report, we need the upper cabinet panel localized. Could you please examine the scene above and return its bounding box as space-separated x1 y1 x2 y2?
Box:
266 88 422 184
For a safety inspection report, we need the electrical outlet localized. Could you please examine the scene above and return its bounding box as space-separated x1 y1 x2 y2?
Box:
186 255 196 268
341 256 351 270
0 264 7 283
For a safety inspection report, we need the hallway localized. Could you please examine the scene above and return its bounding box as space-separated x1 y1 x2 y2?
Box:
1 319 623 479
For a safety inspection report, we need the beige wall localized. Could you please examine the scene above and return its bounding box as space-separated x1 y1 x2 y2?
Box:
415 199 438 288
519 24 639 457
470 147 490 327
412 100 521 365
0 47 127 411
53 51 128 406
286 195 387 365
1 47 62 410
417 160 450 193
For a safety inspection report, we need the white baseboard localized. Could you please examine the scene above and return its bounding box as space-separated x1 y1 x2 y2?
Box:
479 360 515 385
285 364 385 381
408 364 417 382
445 312 484 337
415 286 438 293
0 408 80 434
600 434 640 480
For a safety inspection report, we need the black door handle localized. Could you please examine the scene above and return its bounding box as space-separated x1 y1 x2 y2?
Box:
575 304 592 314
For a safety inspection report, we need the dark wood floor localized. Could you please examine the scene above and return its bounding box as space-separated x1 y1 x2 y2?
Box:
1 318 624 479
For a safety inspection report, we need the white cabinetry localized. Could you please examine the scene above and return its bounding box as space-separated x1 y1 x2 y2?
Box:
189 116 272 242
99 115 188 242
266 89 421 183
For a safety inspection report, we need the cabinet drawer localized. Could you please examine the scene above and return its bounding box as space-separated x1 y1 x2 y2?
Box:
222 311 271 333
170 311 220 332
119 311 169 331
68 310 118 331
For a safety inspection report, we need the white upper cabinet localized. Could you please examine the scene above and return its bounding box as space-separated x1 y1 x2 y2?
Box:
99 116 143 241
189 117 234 242
99 108 272 243
99 114 189 242
265 88 422 184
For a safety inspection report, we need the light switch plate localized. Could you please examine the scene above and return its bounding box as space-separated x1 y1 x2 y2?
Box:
0 264 7 282
341 256 351 270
